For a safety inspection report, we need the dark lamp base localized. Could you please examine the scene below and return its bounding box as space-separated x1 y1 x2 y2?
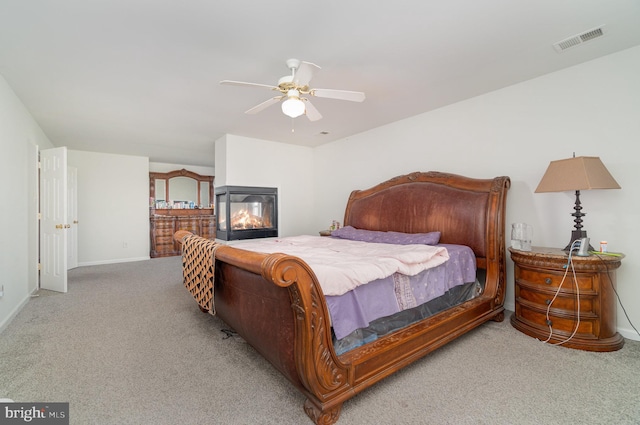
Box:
564 230 595 252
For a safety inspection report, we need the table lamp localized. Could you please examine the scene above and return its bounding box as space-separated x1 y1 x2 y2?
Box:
535 156 620 251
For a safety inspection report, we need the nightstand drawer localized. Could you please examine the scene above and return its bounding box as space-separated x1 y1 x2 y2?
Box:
516 267 595 292
517 286 596 314
518 304 597 336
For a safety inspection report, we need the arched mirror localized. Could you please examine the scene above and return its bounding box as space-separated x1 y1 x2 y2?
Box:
150 169 214 208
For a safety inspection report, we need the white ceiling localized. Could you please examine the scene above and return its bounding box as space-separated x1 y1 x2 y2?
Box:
2 1 640 166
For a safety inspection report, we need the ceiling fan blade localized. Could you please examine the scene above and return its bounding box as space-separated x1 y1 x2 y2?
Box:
220 80 279 91
311 88 366 102
245 96 282 114
303 99 322 121
293 61 320 87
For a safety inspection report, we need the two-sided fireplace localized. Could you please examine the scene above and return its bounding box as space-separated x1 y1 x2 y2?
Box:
215 186 278 241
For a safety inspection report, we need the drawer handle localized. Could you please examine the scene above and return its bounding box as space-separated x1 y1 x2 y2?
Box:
545 278 552 285
545 299 551 305
546 319 553 326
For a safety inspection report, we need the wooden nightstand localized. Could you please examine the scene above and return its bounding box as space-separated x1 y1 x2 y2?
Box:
509 246 624 352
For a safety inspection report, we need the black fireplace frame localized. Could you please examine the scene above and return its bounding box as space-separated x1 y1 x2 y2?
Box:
215 185 278 241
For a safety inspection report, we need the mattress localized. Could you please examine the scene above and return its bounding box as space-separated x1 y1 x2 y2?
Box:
233 236 477 355
333 280 482 354
326 244 477 341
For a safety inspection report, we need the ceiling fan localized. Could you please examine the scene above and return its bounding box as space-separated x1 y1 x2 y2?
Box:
220 58 365 121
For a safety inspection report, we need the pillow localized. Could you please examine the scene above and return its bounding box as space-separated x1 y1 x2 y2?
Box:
331 226 440 245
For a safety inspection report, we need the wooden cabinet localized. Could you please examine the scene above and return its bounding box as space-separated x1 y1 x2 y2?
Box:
150 215 177 258
149 168 215 258
509 246 624 352
150 209 215 257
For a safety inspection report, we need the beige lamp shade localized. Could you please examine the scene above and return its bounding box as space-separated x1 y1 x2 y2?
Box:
535 156 621 193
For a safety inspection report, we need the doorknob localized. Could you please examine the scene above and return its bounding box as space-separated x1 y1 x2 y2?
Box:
55 224 63 229
65 224 71 228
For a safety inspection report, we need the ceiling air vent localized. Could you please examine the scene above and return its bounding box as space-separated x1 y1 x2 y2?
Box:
553 25 606 52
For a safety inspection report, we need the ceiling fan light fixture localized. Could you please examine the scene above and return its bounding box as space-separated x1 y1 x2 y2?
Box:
221 59 365 122
281 90 305 118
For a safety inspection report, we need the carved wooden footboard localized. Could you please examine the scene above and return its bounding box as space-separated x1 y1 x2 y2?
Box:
175 171 510 424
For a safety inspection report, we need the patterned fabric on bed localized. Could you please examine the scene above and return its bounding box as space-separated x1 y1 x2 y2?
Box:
235 235 449 296
393 274 417 310
331 226 441 245
234 236 475 341
181 234 220 315
325 244 476 340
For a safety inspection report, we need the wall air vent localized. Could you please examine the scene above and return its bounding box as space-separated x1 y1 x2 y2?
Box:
553 25 606 53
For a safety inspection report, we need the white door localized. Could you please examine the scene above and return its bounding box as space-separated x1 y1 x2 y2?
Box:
67 166 78 270
41 147 68 292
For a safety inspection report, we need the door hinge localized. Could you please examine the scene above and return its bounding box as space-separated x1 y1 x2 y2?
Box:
38 263 42 271
37 212 42 220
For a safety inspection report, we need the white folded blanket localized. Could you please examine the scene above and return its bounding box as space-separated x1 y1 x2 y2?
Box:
235 235 449 296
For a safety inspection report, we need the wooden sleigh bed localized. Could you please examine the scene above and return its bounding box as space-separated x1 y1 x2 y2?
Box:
175 171 510 424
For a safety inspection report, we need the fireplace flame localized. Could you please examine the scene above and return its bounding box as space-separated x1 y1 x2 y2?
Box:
231 209 266 229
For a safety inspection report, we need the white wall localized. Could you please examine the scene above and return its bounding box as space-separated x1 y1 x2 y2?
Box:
312 46 640 340
215 134 315 237
68 150 150 265
214 135 228 187
0 74 54 330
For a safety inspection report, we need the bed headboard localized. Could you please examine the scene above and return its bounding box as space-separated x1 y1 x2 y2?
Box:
343 171 510 268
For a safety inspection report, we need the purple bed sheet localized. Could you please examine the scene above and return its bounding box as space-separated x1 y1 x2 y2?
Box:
325 244 476 340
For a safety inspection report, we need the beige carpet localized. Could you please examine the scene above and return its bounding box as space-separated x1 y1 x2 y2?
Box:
1 256 639 424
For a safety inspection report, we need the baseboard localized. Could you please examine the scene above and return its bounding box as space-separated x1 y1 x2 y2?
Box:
618 327 640 342
0 292 32 334
78 256 151 267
